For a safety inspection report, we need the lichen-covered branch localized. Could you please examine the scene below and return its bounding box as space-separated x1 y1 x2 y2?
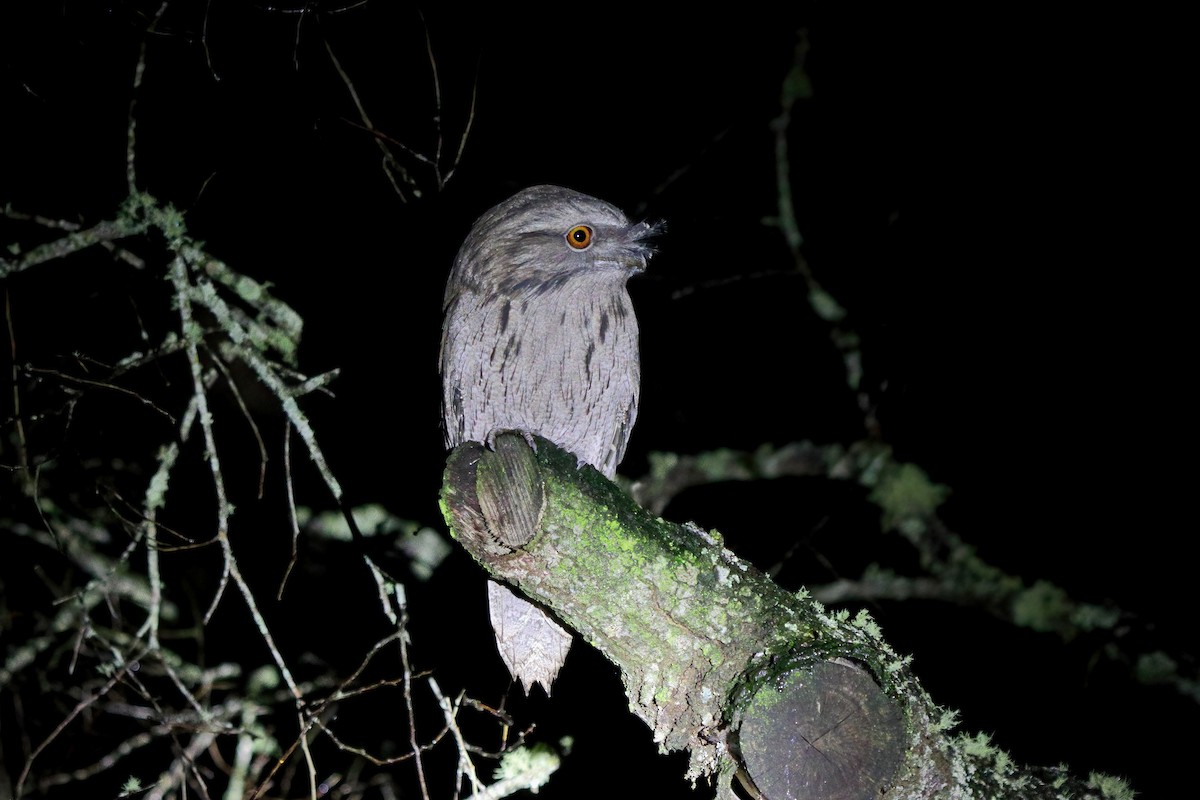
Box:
441 433 1134 800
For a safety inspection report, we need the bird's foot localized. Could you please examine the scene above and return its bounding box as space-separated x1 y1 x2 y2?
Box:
485 428 539 453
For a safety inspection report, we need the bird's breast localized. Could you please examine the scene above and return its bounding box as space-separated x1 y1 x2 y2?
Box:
444 283 640 478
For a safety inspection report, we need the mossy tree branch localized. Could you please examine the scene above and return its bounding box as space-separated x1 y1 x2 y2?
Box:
441 433 1131 800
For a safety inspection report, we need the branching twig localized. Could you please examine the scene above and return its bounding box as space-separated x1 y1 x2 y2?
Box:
321 9 475 200
13 646 150 798
324 36 419 202
429 678 485 798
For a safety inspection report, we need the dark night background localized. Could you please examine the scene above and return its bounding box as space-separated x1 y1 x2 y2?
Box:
1 3 1191 798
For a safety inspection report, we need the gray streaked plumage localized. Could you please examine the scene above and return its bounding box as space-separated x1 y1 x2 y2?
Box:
440 184 656 693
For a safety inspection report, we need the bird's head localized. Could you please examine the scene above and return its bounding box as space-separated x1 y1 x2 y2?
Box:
449 185 660 299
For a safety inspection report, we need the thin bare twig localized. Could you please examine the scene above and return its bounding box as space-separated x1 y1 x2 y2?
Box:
398 587 431 800
429 678 485 797
208 352 269 496
24 365 176 423
278 420 302 598
6 289 31 495
324 37 418 202
128 2 171 194
14 647 150 798
444 61 479 186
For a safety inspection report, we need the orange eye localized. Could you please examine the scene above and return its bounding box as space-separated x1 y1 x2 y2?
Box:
566 225 593 250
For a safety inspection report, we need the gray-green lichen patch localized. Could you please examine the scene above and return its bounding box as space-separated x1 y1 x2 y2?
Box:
869 461 950 530
1087 772 1136 800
